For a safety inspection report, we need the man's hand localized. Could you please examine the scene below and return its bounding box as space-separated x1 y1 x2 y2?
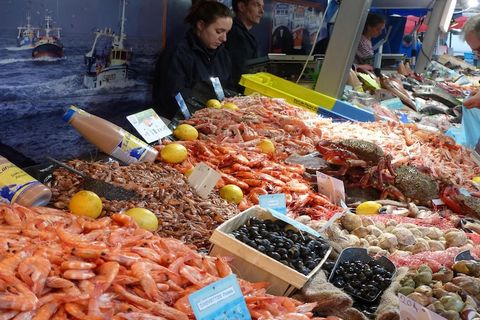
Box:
464 91 480 109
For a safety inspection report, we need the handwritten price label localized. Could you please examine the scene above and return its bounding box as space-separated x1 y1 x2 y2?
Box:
398 294 446 320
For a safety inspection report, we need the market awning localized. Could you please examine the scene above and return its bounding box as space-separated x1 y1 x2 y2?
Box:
404 15 428 34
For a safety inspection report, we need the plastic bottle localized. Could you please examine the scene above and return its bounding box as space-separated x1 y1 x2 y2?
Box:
63 106 158 164
0 155 52 206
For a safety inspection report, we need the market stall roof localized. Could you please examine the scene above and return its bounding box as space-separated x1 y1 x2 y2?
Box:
371 0 435 9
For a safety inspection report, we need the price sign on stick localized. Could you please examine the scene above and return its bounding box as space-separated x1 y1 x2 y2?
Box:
258 194 286 214
175 93 191 119
316 171 345 205
187 162 221 199
210 77 225 101
127 109 171 143
189 274 251 320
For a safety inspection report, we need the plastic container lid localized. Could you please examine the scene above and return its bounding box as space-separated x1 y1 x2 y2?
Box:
63 106 77 123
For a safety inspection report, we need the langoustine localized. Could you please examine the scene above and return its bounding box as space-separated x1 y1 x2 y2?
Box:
0 203 321 319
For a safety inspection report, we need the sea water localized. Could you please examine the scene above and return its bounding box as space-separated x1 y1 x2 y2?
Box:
0 30 160 164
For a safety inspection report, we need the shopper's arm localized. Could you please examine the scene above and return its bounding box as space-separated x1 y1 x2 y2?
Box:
464 91 480 109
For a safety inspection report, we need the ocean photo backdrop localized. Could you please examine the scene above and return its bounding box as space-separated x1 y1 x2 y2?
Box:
0 0 165 164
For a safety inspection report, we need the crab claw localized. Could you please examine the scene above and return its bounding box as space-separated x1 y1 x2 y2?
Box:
316 141 359 166
440 185 465 214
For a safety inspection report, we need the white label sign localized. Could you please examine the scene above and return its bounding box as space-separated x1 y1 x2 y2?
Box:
187 162 221 198
316 171 345 205
127 109 172 143
399 294 446 320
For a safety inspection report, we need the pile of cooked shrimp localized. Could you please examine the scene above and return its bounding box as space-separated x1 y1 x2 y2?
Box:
0 203 334 319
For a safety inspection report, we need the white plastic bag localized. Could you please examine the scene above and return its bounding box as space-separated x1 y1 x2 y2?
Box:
462 105 480 149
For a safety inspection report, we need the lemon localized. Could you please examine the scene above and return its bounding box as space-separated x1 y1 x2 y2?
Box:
173 124 198 141
69 190 103 219
472 177 480 183
160 143 188 164
219 184 244 205
185 167 194 177
257 139 275 154
206 99 221 109
124 208 158 231
356 201 381 215
222 102 239 110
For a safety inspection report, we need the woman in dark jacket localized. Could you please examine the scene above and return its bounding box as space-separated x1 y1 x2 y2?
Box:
153 1 233 119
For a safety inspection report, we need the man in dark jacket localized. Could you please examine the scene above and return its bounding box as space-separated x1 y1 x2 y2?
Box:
225 0 264 91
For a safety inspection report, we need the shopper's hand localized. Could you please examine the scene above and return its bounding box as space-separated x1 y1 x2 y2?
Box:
464 92 480 109
356 64 374 73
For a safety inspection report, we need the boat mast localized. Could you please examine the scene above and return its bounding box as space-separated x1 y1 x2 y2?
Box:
118 0 126 49
45 16 52 38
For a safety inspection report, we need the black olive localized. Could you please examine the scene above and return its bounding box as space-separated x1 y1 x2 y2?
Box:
300 267 310 275
305 261 316 270
279 259 289 265
333 279 345 288
280 253 288 260
264 244 273 252
259 230 269 237
357 272 366 281
277 248 288 256
373 274 384 282
290 234 299 242
286 229 294 237
247 240 256 247
257 245 266 253
288 248 300 259
269 252 281 260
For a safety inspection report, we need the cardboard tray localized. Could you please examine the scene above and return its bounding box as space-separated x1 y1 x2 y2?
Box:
209 206 331 296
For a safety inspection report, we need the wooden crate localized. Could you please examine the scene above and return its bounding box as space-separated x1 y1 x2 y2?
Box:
209 206 331 296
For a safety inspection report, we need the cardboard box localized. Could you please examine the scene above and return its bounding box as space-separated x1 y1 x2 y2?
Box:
209 206 331 296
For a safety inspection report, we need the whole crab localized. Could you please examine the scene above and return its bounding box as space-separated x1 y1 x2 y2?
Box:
381 165 440 206
315 139 395 187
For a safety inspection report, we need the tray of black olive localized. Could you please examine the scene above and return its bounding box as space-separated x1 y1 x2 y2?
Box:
328 247 395 302
230 216 331 276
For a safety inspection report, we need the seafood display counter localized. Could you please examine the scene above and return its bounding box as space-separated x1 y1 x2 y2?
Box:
1 93 480 319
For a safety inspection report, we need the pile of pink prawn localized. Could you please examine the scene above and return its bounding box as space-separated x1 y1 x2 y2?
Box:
320 121 480 191
155 139 339 221
183 95 327 159
0 203 328 319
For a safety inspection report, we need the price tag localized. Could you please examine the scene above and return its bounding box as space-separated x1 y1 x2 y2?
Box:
399 113 409 124
210 77 225 101
258 194 286 215
267 208 321 238
187 162 221 199
399 294 446 320
380 97 405 110
126 109 172 143
188 274 251 320
316 172 345 205
175 93 191 119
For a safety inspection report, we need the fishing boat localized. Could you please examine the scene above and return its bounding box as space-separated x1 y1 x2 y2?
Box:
16 15 39 48
83 0 133 89
32 16 63 59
